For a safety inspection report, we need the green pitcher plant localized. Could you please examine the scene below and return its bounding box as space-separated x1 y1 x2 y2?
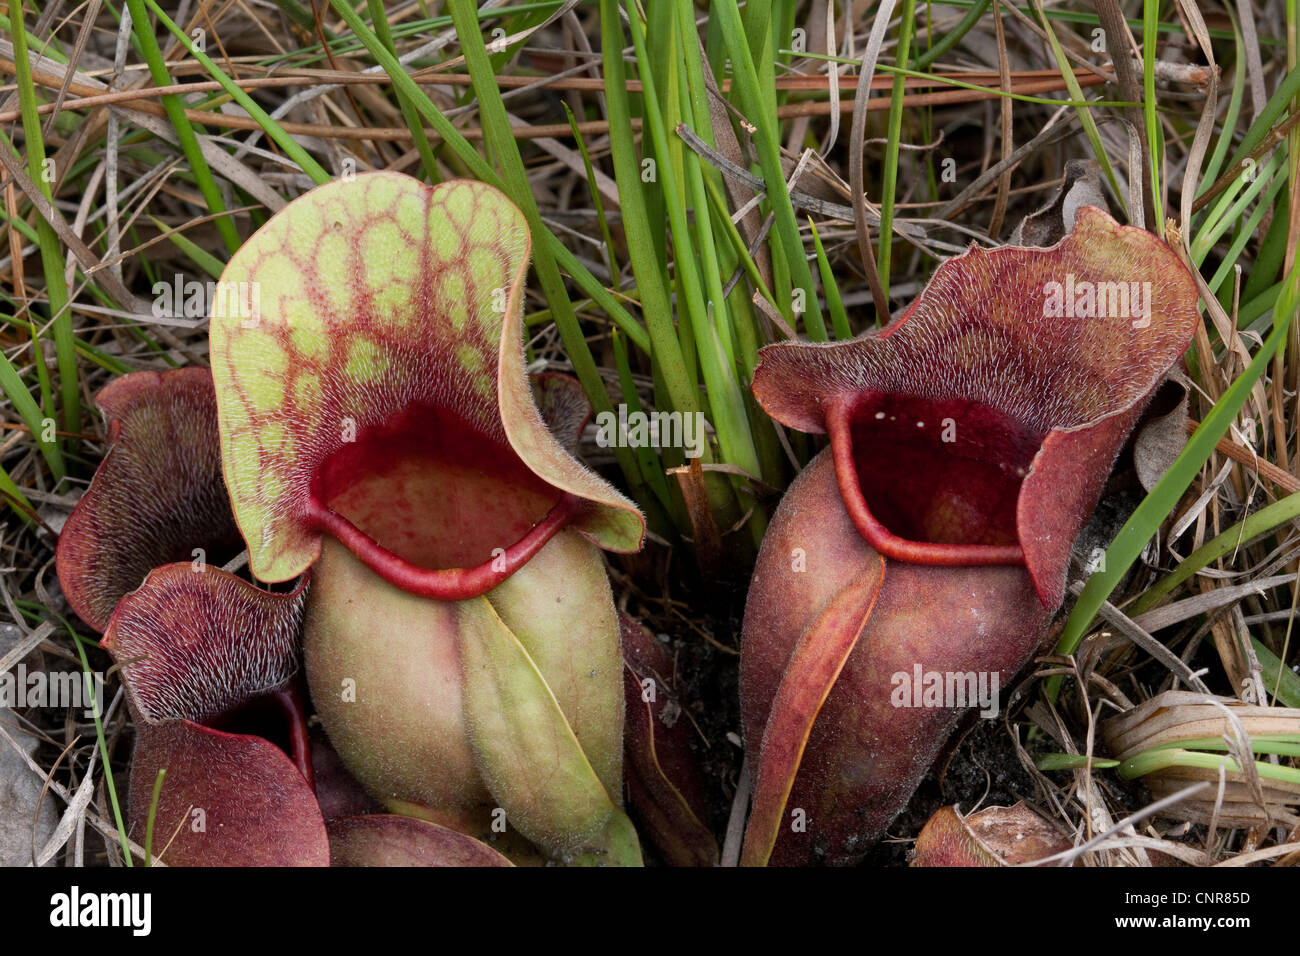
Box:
208 172 646 865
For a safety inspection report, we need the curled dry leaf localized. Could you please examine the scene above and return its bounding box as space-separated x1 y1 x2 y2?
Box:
1103 690 1300 830
911 803 1072 867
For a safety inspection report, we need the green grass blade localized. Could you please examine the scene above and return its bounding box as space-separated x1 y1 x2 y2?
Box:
1253 639 1300 708
69 626 133 865
0 343 65 483
0 466 35 523
149 216 225 279
877 0 917 302
366 0 441 184
0 310 132 376
1242 190 1290 303
915 0 992 69
673 1 762 487
562 104 621 290
144 768 166 866
1199 12 1245 191
1049 261 1300 698
1128 492 1300 616
141 0 330 187
1119 748 1300 787
1141 0 1165 225
1207 171 1287 296
9 3 75 469
1146 735 1300 757
714 0 824 338
1030 0 1125 214
1035 753 1121 771
1214 65 1300 193
703 173 777 311
625 1 761 480
445 0 645 497
324 0 651 355
124 0 242 254
611 329 676 522
809 218 852 340
1193 152 1283 263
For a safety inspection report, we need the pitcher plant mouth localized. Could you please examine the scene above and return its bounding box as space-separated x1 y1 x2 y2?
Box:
97 564 330 866
209 173 643 599
302 399 586 600
752 207 1204 610
824 394 1031 570
206 172 648 865
94 559 518 866
303 493 583 601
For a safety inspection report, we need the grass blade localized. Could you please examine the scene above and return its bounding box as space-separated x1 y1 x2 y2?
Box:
325 0 651 355
1030 0 1125 214
713 0 825 338
365 0 441 184
809 218 852 340
9 2 74 471
124 0 242 254
141 0 330 187
1049 260 1300 698
877 0 917 302
1141 0 1165 225
445 0 645 497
